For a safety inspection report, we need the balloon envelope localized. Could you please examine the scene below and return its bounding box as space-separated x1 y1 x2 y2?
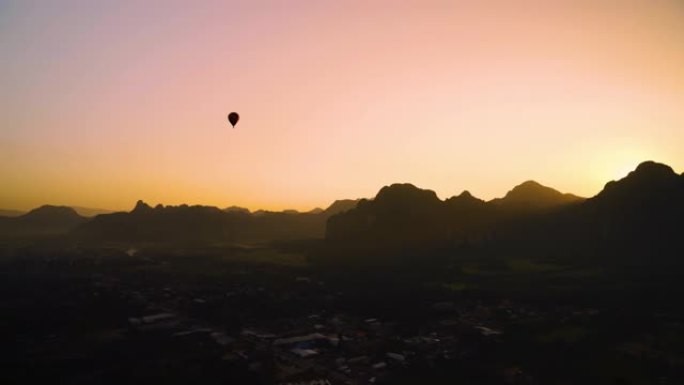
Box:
228 112 239 127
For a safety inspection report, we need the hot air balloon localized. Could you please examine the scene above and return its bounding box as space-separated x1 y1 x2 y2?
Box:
228 112 240 128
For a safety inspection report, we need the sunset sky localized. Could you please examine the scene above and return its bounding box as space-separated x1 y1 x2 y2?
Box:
2 0 683 211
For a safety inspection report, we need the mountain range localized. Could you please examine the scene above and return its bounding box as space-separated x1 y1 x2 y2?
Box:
1 161 681 260
325 161 683 266
0 198 360 243
326 178 585 243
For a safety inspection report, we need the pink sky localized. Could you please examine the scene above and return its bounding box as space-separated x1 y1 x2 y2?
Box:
2 0 683 211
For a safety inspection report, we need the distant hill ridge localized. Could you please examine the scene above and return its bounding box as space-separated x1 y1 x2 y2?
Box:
71 199 362 243
0 205 88 237
325 160 683 263
2 161 681 250
593 161 682 204
490 180 583 209
326 177 583 242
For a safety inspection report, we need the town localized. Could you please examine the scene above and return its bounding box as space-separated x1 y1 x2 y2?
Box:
3 243 682 384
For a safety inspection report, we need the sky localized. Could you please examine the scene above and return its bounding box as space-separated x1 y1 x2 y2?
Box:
1 0 683 211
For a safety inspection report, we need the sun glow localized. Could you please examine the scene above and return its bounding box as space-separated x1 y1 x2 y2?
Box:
603 147 658 182
1 1 683 211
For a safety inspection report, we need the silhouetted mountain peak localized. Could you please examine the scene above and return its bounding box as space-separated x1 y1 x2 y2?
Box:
133 200 152 213
0 205 87 236
224 206 251 214
458 190 484 202
620 161 679 187
374 184 441 208
443 191 487 218
507 180 549 196
492 180 582 209
323 199 359 216
596 161 682 203
445 190 485 207
633 160 675 177
459 190 474 199
326 184 444 242
23 205 82 221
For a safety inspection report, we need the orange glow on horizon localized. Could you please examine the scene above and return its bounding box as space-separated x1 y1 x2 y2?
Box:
1 1 683 212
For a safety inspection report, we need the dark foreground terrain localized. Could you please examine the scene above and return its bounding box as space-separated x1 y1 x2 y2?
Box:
2 240 684 385
3 161 683 384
